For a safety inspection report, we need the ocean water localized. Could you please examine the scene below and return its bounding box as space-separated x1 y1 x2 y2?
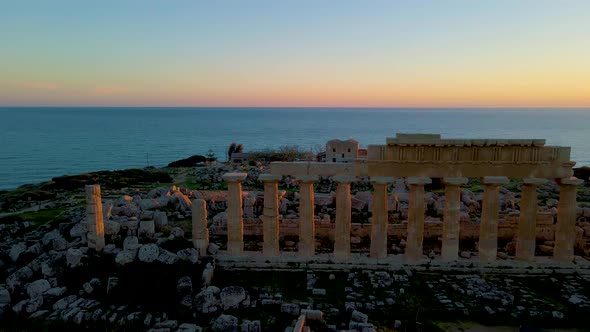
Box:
0 107 589 190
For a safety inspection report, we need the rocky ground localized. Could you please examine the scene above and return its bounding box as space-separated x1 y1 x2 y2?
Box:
1 164 590 331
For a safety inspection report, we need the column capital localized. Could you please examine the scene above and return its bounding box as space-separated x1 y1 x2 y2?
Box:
443 177 468 186
333 175 356 184
482 176 509 185
258 174 282 182
297 175 319 183
523 178 547 186
407 177 432 185
222 173 248 182
557 177 584 186
370 176 396 184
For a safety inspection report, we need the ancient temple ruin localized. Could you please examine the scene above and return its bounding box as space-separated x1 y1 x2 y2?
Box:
217 134 585 270
84 134 587 272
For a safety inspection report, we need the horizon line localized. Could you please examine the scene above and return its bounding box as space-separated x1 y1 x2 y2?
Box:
1 105 590 109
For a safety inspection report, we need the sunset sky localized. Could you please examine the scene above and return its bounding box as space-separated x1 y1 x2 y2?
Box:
1 1 589 107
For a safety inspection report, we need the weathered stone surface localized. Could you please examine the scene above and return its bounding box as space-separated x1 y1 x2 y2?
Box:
123 236 140 251
66 248 83 267
45 286 67 298
0 287 11 305
207 243 220 255
170 227 185 238
27 279 51 299
137 243 160 263
154 212 168 229
220 286 246 310
194 286 220 313
351 310 368 323
177 276 192 294
211 314 238 332
115 250 136 265
9 242 27 262
177 323 201 332
176 248 199 264
157 250 179 265
53 295 77 311
138 220 155 237
86 185 105 251
281 303 300 315
104 220 121 236
6 266 34 291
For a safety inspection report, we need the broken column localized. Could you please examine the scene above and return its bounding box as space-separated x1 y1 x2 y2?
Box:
334 176 354 260
192 198 209 256
259 174 282 257
406 177 431 262
298 175 318 257
479 176 509 261
222 173 248 255
516 178 546 262
370 177 393 259
442 177 468 261
553 177 584 262
85 184 105 251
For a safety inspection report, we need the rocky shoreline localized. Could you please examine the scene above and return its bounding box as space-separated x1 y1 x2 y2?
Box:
1 164 590 331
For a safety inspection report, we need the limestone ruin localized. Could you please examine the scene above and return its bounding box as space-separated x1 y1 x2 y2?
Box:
215 134 586 270
84 134 587 272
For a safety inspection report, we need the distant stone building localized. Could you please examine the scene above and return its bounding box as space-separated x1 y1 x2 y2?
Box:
325 139 364 163
230 152 255 164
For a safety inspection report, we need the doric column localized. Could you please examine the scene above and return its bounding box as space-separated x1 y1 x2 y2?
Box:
333 176 355 260
442 177 468 261
86 185 105 251
516 178 546 261
259 174 282 257
192 199 209 256
406 177 432 262
222 173 248 255
479 176 509 261
370 177 394 259
553 177 584 262
297 175 318 257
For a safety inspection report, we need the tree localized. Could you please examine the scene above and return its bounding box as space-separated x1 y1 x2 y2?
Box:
227 142 237 161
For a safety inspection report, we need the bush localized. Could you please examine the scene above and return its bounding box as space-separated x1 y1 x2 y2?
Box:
250 145 315 162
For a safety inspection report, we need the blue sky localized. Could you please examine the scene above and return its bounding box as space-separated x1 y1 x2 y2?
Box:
1 1 589 106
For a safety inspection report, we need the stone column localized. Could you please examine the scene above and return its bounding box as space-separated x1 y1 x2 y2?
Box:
192 199 209 256
406 177 432 262
479 176 509 261
553 177 584 262
333 176 355 259
222 173 248 255
370 177 394 259
298 175 318 257
516 178 546 261
85 185 105 251
442 177 468 261
259 174 282 257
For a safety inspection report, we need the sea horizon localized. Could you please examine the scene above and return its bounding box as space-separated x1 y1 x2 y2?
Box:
1 106 589 190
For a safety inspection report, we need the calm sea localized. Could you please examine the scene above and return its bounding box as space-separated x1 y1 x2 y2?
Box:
0 107 589 190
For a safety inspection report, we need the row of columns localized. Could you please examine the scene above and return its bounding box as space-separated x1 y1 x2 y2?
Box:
220 173 584 263
84 174 582 264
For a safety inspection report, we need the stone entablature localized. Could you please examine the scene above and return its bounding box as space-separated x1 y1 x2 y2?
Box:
369 133 574 179
369 134 572 175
